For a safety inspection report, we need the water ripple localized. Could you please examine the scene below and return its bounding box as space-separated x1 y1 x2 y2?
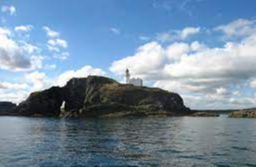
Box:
0 116 256 166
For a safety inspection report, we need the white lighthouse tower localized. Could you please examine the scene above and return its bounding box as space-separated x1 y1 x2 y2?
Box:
125 69 130 84
125 69 143 86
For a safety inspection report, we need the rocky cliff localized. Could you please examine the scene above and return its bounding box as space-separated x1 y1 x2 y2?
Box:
15 76 190 117
15 87 64 116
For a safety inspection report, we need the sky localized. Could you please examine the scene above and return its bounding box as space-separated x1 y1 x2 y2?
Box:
1 0 256 109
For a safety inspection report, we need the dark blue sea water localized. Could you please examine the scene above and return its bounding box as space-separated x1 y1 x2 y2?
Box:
0 115 256 167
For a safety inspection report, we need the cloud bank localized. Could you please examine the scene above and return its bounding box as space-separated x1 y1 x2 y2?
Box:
110 19 256 109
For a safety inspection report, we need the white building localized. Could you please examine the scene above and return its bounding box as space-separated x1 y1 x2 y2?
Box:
125 69 143 87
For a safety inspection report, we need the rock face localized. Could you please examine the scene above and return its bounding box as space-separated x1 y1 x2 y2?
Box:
0 102 16 115
16 76 190 117
16 87 64 116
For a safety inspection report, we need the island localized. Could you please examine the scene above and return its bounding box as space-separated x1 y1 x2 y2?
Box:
1 75 192 117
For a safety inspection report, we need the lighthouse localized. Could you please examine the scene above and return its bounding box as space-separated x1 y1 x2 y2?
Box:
125 69 143 86
125 69 130 84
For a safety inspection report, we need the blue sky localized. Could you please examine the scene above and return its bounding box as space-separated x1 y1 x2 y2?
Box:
1 0 256 109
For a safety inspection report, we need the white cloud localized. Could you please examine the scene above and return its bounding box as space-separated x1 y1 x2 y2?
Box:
153 79 256 110
47 38 69 60
180 27 200 39
48 38 68 48
250 79 256 88
0 71 50 103
47 45 60 52
25 71 47 91
216 87 227 95
30 55 44 69
0 65 106 103
53 52 69 60
156 32 173 42
139 36 150 41
152 0 198 16
1 5 16 15
110 42 165 80
0 27 11 36
0 23 72 103
0 90 28 104
215 19 256 38
156 26 200 42
163 40 256 80
233 91 240 96
153 80 208 94
57 65 106 86
0 27 43 71
0 80 31 104
44 64 57 70
15 25 33 32
166 42 189 61
44 27 68 55
190 41 206 51
43 26 60 38
110 19 256 109
110 27 121 35
22 43 40 54
0 82 28 90
43 26 69 60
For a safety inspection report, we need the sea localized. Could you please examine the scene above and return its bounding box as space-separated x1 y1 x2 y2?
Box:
0 115 255 166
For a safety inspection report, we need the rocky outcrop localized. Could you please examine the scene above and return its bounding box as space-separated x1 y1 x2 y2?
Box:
229 109 256 118
15 76 191 117
0 102 16 115
63 76 117 113
15 87 64 116
80 82 189 117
